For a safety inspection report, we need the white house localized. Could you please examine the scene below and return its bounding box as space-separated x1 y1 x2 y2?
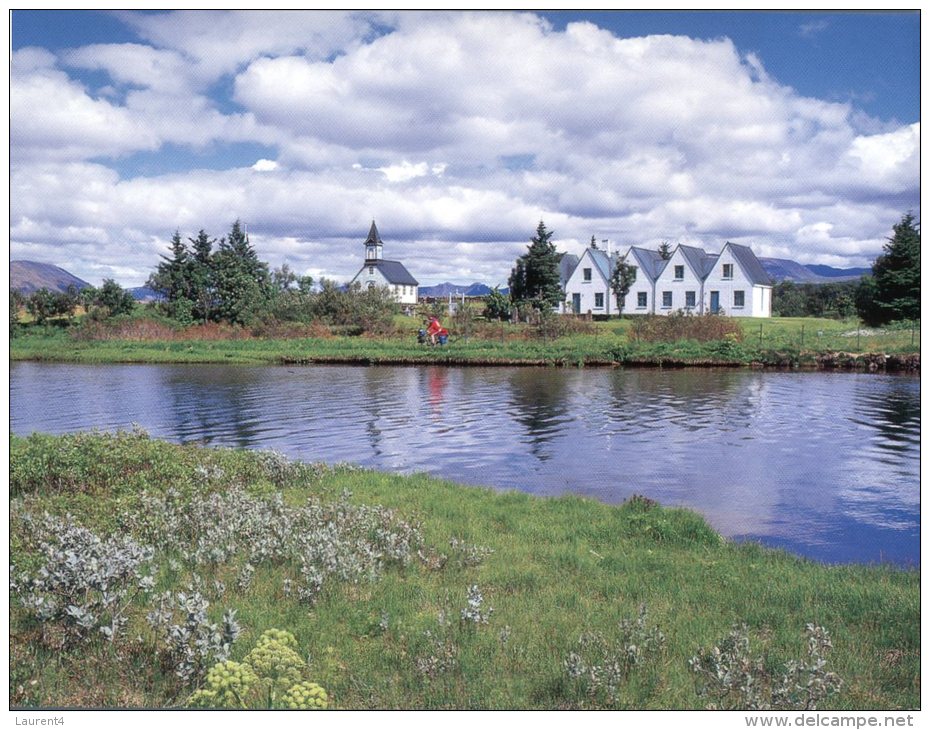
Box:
652 244 717 316
348 221 419 305
563 243 616 315
702 242 773 317
563 241 772 318
619 246 668 315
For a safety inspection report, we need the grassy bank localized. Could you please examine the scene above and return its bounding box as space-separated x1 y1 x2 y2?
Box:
9 316 921 370
10 431 919 710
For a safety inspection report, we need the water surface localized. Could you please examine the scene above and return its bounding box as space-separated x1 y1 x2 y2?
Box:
10 362 919 566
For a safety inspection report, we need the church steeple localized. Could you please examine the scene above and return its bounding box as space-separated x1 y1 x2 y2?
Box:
364 220 383 262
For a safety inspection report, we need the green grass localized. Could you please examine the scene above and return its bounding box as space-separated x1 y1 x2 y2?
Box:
9 316 920 370
9 432 920 710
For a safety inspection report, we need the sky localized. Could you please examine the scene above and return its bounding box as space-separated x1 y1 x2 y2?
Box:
9 10 921 288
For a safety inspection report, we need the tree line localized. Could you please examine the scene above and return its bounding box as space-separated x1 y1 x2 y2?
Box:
10 214 919 335
496 214 919 325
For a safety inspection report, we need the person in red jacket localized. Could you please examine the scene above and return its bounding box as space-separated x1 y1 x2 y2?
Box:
426 316 442 345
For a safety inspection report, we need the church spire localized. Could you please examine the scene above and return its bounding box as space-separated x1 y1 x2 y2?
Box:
365 220 382 245
364 220 383 262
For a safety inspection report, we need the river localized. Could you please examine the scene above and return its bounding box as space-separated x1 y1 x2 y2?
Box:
10 362 920 567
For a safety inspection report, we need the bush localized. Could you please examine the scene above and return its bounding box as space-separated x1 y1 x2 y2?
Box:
628 312 744 343
563 605 666 708
689 623 842 710
187 629 328 709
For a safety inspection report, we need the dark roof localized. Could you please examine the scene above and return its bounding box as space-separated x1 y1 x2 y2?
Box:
678 244 717 279
627 247 667 281
726 242 772 285
559 253 579 286
365 220 382 245
372 259 418 286
588 248 614 282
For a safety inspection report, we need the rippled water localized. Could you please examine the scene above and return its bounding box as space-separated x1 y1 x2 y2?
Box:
10 362 920 566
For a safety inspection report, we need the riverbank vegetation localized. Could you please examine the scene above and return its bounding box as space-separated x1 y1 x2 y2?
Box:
9 431 919 710
10 215 920 370
9 311 920 371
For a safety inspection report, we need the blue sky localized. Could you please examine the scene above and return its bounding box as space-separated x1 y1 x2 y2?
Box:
9 10 920 287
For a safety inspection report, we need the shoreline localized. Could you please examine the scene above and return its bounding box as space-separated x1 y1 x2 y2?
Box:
9 431 920 709
11 346 920 373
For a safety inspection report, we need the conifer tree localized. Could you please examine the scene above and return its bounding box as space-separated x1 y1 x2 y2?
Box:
212 220 273 325
856 213 920 325
508 221 563 310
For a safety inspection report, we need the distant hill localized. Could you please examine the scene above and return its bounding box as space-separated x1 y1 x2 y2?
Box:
805 264 870 280
10 260 91 295
129 286 164 302
419 282 495 297
759 257 871 284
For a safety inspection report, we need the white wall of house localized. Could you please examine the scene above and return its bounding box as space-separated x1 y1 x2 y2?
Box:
619 248 658 315
705 248 771 317
349 267 418 305
393 284 418 305
652 248 705 315
351 265 390 291
563 249 613 315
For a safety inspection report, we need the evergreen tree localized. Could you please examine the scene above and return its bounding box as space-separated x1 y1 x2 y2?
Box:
148 230 193 308
609 256 637 316
856 213 920 325
188 229 216 324
508 221 563 310
212 220 273 325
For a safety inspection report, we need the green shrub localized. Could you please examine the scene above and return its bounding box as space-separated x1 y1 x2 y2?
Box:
689 623 842 710
187 629 328 709
629 312 745 343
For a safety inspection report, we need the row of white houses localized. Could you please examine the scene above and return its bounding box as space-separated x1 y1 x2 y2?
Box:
563 241 773 317
348 221 773 317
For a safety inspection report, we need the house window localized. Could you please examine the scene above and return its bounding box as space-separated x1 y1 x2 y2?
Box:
368 266 374 275
734 290 745 307
594 292 604 308
368 282 375 290
637 292 647 308
583 268 592 282
685 291 696 308
674 265 684 280
723 264 733 280
662 291 672 308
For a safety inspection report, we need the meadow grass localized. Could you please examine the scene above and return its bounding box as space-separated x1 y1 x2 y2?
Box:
9 431 919 710
9 315 920 370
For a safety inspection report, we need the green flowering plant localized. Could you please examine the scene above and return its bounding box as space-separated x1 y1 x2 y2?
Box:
282 682 329 709
187 660 258 709
186 629 329 710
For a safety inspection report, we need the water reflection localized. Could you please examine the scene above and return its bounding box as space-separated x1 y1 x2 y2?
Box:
9 362 919 566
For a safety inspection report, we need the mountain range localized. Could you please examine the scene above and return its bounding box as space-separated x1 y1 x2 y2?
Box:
10 261 91 295
757 258 869 283
10 256 873 301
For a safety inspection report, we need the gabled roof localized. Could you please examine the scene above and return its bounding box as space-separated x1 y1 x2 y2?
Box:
626 247 667 281
588 248 614 282
371 259 418 286
560 253 579 286
677 244 717 279
725 242 772 285
365 220 382 245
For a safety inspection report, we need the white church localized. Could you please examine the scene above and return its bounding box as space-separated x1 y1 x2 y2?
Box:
348 221 419 305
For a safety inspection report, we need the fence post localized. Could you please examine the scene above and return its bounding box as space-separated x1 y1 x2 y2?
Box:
800 325 804 350
758 322 763 348
857 325 861 350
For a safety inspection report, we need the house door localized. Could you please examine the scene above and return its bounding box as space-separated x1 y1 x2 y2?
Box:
710 291 720 313
572 293 581 314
